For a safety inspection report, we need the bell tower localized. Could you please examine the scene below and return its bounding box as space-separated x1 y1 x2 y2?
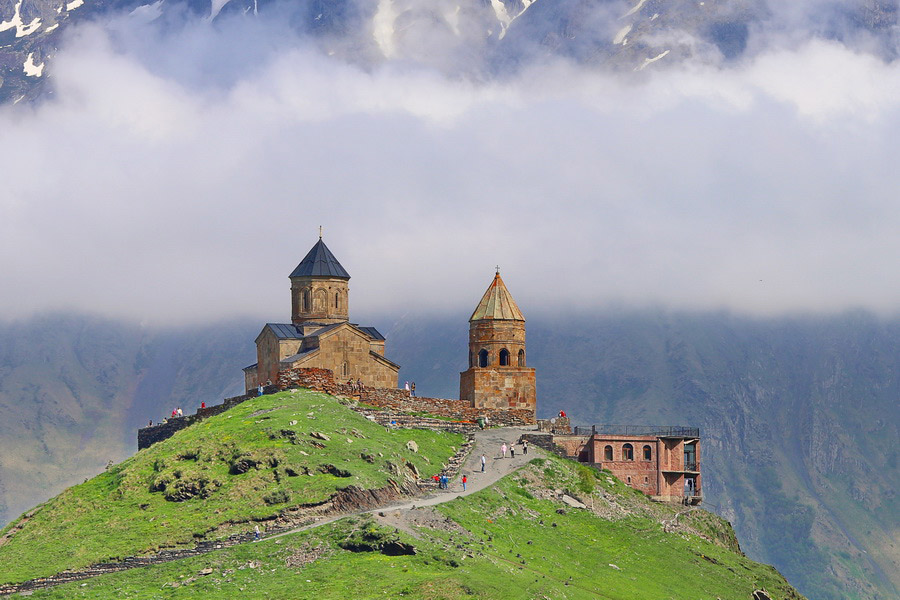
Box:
459 270 536 413
289 237 350 326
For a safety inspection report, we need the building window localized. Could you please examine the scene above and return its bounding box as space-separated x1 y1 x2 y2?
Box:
341 362 349 377
604 445 613 461
643 445 652 461
302 289 310 312
644 477 649 484
499 349 510 366
335 292 340 309
684 443 697 471
627 476 632 484
518 349 525 366
623 443 634 461
478 349 489 367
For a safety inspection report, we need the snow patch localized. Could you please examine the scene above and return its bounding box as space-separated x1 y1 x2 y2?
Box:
491 0 536 40
44 23 59 32
613 24 631 45
373 0 396 58
635 49 669 71
0 0 42 37
623 0 648 18
23 52 44 77
209 0 231 21
650 13 658 21
66 0 84 11
129 1 163 22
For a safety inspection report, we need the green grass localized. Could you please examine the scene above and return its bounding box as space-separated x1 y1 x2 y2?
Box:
0 389 464 584
22 455 803 600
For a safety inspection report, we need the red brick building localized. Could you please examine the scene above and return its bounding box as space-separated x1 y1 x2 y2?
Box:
546 426 701 504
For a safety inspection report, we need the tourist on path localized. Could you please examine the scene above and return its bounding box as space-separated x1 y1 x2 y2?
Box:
411 382 416 397
523 440 528 455
257 384 263 397
405 381 410 392
176 407 183 417
501 443 507 458
462 475 467 491
510 445 515 458
481 454 486 472
254 525 261 541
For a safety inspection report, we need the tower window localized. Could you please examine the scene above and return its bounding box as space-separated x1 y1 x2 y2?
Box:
643 445 652 461
478 349 489 367
499 349 510 366
302 289 310 312
623 443 634 461
603 445 613 461
518 349 525 366
335 292 340 309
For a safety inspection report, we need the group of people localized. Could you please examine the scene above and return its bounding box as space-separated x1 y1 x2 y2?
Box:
345 378 364 392
403 381 416 396
499 440 527 459
433 472 468 491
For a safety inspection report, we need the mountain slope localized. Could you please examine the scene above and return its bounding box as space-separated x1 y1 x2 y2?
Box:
0 391 803 598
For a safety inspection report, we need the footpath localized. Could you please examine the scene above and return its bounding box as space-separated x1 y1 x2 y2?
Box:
0 426 539 596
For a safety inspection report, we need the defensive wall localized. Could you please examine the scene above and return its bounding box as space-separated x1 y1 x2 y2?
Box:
138 367 534 450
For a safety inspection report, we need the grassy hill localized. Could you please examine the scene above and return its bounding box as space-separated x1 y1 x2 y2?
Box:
9 454 802 599
0 388 804 599
0 389 464 583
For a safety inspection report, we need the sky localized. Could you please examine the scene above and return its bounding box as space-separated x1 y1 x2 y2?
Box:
2 0 900 325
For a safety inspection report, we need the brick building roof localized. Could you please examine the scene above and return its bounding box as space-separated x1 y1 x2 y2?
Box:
469 272 525 321
289 239 350 279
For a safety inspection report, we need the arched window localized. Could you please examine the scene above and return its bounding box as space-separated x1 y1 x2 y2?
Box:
499 349 510 366
478 349 489 367
302 289 311 312
603 445 613 461
335 292 340 309
518 349 525 366
643 445 652 461
623 443 634 461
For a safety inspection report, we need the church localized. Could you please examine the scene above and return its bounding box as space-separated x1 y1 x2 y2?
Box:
243 237 401 393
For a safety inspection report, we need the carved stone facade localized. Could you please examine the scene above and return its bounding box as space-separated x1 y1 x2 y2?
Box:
459 272 536 414
243 238 400 393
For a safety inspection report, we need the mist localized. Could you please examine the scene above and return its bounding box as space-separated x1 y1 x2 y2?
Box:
2 0 900 325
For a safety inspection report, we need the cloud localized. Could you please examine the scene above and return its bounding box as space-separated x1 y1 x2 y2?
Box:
1 3 900 324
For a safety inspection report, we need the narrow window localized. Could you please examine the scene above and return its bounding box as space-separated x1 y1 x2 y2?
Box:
518 349 525 366
623 443 634 461
335 292 340 309
302 289 310 312
643 445 652 461
604 445 613 461
499 349 510 366
627 476 632 484
684 443 697 471
478 349 489 367
644 477 649 484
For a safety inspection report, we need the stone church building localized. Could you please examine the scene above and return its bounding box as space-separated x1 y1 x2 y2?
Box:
459 271 536 412
243 238 400 393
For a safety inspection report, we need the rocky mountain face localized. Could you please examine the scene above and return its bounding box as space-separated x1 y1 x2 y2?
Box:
3 0 899 103
0 310 897 600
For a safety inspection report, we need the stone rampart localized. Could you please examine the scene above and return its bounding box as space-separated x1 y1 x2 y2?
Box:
278 367 535 426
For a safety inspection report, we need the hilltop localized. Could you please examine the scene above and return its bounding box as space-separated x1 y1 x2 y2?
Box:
0 388 803 599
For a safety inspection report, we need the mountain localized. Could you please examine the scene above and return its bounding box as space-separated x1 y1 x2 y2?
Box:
0 310 897 599
3 0 899 104
0 387 803 599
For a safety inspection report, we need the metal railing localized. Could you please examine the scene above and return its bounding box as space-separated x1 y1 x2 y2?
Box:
573 425 700 438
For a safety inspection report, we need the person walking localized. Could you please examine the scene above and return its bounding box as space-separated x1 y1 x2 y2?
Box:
257 384 263 397
411 382 416 397
510 445 515 458
462 475 467 491
253 524 261 541
523 440 528 455
501 443 508 458
404 381 410 392
176 407 183 417
481 454 486 472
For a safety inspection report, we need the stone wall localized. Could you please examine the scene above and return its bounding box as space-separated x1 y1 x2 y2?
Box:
278 367 535 426
137 393 256 450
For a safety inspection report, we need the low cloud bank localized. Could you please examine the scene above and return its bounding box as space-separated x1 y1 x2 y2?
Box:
2 3 900 324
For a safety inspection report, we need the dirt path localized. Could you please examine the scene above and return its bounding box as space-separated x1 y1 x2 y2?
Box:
267 426 537 540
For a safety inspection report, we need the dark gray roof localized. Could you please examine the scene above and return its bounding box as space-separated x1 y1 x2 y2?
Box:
266 323 303 339
357 326 385 341
290 239 350 279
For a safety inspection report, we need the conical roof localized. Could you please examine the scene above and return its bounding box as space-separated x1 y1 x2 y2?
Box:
289 239 350 279
469 272 525 321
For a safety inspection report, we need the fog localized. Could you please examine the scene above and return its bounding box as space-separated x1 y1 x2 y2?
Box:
2 0 900 324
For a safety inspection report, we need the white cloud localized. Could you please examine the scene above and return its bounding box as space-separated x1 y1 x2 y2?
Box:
2 8 900 324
